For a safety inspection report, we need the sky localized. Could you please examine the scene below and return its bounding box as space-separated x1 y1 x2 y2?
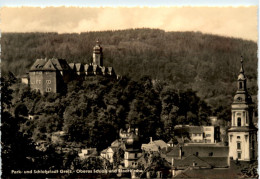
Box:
0 0 258 7
1 6 258 42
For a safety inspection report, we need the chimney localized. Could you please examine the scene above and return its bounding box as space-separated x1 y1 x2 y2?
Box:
150 137 153 143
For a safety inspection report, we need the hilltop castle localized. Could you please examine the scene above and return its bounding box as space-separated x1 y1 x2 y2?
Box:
23 40 116 94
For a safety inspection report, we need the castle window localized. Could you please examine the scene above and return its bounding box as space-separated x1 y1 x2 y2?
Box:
195 152 199 156
237 136 240 139
36 80 41 84
46 80 51 84
237 142 241 150
237 117 241 126
46 88 51 92
208 152 213 156
230 135 233 142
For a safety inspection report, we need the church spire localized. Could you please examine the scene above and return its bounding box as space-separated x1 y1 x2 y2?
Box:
233 56 252 104
240 56 244 73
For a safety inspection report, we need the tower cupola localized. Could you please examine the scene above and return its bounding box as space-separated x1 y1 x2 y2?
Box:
233 56 252 104
93 39 103 66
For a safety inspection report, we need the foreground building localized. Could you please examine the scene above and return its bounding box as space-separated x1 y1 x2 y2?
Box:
174 125 220 143
228 58 257 161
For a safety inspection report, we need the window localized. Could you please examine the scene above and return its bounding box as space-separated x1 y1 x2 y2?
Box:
195 152 199 156
245 112 248 124
237 152 241 159
205 134 211 137
194 134 197 136
237 117 241 126
245 135 248 142
46 80 51 84
230 135 233 142
237 136 240 139
46 88 51 92
239 82 242 89
209 152 213 156
237 142 241 150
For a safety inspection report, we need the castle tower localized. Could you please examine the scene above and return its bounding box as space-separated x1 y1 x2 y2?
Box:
228 57 257 161
93 40 103 66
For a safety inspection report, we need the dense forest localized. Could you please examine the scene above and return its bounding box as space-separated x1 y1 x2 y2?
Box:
2 73 213 177
1 29 258 109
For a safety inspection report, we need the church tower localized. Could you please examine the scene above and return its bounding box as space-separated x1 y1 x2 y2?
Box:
93 40 103 66
228 57 257 161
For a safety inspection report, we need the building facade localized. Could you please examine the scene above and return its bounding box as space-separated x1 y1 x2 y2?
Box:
228 58 257 161
174 125 220 143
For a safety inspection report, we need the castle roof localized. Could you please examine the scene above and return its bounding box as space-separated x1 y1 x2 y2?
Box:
30 58 70 71
30 58 47 71
69 63 76 70
75 63 83 72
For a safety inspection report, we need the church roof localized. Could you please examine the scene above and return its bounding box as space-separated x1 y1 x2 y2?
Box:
228 126 257 132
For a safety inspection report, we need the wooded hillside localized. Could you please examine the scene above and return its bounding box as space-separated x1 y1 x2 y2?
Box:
1 28 258 108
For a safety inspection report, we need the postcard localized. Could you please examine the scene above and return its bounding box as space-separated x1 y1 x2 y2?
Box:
1 1 258 178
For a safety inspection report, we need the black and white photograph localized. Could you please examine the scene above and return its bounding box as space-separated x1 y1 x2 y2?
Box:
1 1 258 178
